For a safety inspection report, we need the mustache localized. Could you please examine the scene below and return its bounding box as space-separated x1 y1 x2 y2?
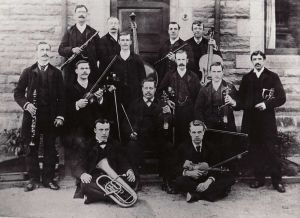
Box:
179 63 185 66
255 63 261 66
79 15 85 18
42 54 49 57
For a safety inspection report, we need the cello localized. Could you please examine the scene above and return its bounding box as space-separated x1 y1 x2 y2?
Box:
199 28 223 85
129 12 158 84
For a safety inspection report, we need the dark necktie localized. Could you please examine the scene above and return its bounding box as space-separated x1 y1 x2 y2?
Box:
40 65 47 72
196 146 201 153
146 99 152 106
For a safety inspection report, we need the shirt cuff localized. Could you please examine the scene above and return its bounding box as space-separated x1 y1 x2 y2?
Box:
56 116 64 121
23 102 30 110
183 169 187 176
75 101 80 111
97 97 103 105
208 176 215 183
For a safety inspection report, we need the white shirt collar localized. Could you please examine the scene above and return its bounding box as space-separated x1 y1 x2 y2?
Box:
253 67 265 78
37 62 49 71
120 50 130 60
170 37 179 45
192 141 202 152
96 137 107 149
76 23 87 33
143 97 154 106
77 79 88 89
212 81 222 91
177 68 186 78
194 37 203 44
109 32 118 42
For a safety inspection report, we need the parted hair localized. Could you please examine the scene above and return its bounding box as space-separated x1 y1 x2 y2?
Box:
250 50 266 60
189 120 207 131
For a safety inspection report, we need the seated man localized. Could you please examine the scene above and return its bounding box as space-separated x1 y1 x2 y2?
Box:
123 77 176 193
73 118 136 204
174 120 235 202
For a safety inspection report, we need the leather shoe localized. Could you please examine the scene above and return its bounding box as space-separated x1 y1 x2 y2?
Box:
43 181 60 190
24 181 39 192
186 192 199 203
273 183 286 193
250 180 265 189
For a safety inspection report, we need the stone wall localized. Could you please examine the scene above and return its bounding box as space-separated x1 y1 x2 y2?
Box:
0 0 299 144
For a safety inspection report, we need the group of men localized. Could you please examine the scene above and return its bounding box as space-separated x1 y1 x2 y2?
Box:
14 4 286 206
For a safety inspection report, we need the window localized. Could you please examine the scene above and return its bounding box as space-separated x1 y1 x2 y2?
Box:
265 0 300 54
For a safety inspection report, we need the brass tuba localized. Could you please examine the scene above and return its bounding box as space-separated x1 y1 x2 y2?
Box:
95 158 138 208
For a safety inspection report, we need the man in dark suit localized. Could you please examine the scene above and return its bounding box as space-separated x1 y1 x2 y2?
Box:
98 17 121 69
123 78 175 193
238 50 286 193
73 118 136 204
158 49 201 146
156 22 194 83
58 4 101 85
194 62 240 166
174 120 235 202
185 21 222 80
14 41 65 191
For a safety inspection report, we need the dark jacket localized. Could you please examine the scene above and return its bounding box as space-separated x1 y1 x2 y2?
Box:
58 24 101 83
237 68 286 144
175 139 221 180
14 63 65 140
156 38 194 83
98 33 120 69
186 37 222 76
73 138 132 179
194 80 238 131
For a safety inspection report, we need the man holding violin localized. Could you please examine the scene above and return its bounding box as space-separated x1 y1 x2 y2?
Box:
174 120 235 202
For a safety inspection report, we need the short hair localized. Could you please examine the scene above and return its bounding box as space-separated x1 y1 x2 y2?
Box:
250 50 266 60
75 4 88 13
141 77 157 88
189 120 207 131
36 41 51 50
94 118 110 128
119 31 131 39
107 16 119 22
169 22 180 30
75 60 90 69
175 49 187 57
191 20 204 30
210 62 224 71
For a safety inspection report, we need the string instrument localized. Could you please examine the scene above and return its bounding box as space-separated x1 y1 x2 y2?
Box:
96 158 138 207
219 85 231 124
199 28 223 85
262 88 275 101
154 42 188 65
129 12 158 84
60 31 100 70
29 90 37 147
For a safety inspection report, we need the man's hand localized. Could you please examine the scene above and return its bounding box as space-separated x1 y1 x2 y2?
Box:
80 173 92 184
126 169 135 183
166 52 175 61
72 47 83 54
225 95 236 107
54 118 64 127
107 85 116 92
208 38 218 50
196 179 213 192
255 102 266 111
167 100 175 110
162 105 171 114
76 99 89 109
94 88 104 101
186 169 205 180
25 103 37 117
130 132 138 140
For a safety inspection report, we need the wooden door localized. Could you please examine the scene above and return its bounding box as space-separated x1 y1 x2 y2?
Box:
111 0 170 64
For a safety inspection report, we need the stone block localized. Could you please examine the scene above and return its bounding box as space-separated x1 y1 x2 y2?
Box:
237 19 250 37
220 19 237 35
220 36 250 50
221 0 250 19
0 75 7 84
276 116 296 128
7 75 20 84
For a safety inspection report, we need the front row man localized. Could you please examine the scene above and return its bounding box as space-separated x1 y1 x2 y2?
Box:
174 120 235 202
73 118 136 204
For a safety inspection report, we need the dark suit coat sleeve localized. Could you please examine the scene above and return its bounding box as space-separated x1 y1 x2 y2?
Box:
58 30 73 58
265 72 286 109
55 67 65 117
14 68 30 109
194 87 206 121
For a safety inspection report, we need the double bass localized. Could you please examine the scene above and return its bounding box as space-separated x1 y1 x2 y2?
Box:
199 28 223 85
129 12 158 84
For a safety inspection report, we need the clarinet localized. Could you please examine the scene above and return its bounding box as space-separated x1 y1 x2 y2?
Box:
29 89 37 146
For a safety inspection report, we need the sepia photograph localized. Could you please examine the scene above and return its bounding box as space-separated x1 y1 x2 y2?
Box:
0 0 299 217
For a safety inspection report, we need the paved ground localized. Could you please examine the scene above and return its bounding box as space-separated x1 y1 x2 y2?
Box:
0 180 299 218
